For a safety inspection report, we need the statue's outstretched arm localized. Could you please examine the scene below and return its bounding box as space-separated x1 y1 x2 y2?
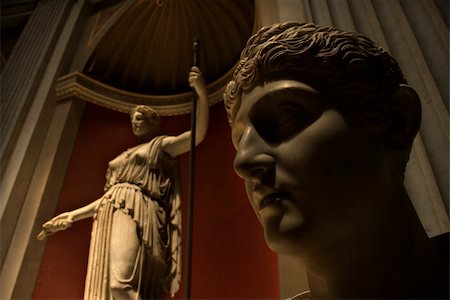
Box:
37 198 101 240
162 66 209 157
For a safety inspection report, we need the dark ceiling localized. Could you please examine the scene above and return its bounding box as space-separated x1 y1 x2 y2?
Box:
1 0 255 98
83 0 255 95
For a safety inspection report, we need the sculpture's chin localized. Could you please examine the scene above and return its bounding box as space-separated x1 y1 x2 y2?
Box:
260 199 307 254
265 233 302 255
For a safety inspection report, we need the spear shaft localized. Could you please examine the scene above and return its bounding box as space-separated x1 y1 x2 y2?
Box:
185 38 199 300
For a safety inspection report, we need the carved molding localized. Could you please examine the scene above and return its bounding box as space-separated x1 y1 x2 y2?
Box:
55 69 232 115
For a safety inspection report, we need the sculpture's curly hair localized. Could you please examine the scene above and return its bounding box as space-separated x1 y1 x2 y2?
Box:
130 105 161 134
224 22 407 132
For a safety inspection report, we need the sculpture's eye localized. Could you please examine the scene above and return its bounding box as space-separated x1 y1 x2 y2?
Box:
251 101 315 144
132 112 146 123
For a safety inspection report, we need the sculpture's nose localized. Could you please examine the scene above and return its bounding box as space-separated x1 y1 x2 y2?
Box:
233 126 274 181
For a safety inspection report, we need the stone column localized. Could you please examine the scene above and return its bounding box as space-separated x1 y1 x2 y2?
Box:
0 0 92 299
0 0 74 269
0 0 73 166
371 0 449 232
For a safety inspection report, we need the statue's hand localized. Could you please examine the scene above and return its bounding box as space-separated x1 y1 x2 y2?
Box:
37 212 74 240
189 66 207 96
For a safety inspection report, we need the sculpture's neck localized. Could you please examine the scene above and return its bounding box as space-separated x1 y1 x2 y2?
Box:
301 186 437 298
137 133 156 144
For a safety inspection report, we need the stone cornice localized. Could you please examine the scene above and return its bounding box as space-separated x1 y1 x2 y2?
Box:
55 68 233 116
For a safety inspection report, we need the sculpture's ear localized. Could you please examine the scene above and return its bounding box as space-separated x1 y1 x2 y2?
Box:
384 84 421 155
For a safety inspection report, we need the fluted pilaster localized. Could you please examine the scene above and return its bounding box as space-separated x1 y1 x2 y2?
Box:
0 0 73 165
371 0 448 216
0 1 90 299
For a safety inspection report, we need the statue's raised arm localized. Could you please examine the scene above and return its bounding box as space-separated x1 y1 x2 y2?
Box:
162 66 209 157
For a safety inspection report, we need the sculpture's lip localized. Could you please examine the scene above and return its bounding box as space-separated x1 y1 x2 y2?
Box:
132 125 145 134
253 187 290 210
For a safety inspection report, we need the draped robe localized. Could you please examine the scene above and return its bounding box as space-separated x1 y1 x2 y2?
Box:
84 136 182 299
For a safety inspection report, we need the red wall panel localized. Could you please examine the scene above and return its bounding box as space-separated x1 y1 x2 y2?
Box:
33 102 279 299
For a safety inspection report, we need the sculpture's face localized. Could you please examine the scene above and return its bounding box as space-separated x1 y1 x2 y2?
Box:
231 79 386 255
131 111 152 138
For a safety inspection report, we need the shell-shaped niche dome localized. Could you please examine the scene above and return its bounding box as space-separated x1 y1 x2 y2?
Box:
83 0 255 96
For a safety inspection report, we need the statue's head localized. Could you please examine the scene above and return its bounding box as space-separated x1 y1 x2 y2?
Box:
224 22 421 255
225 21 421 177
130 105 161 141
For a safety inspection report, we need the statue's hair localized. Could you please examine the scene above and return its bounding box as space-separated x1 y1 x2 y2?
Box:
130 105 161 132
224 22 406 132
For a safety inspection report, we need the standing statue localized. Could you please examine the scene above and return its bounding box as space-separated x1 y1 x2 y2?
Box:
38 66 209 299
224 22 448 299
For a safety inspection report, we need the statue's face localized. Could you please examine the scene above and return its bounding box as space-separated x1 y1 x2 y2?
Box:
131 111 152 138
231 79 386 255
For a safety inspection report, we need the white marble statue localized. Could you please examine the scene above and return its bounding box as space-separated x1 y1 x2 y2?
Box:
38 66 209 299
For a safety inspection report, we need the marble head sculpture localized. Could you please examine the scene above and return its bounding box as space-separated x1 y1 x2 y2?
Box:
224 22 448 299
